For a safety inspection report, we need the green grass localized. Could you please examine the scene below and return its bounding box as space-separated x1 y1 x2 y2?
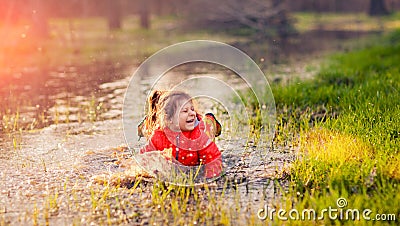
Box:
29 176 254 225
264 29 400 224
293 11 400 33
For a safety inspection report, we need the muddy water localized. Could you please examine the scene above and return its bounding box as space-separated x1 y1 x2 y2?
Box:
0 63 128 132
0 61 295 224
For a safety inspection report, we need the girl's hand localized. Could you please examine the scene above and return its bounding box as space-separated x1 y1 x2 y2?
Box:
161 147 173 160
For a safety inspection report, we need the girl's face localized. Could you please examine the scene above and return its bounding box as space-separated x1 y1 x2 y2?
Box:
171 100 196 132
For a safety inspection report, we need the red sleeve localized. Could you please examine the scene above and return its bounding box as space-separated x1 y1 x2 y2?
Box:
198 142 222 178
140 131 163 154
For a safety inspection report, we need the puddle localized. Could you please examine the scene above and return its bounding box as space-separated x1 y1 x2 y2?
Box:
0 62 129 132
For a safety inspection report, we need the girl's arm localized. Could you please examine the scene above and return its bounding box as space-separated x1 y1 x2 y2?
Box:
140 140 156 154
140 131 163 154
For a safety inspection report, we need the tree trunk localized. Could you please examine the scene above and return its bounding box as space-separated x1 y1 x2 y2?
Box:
107 0 122 30
154 0 163 16
139 0 150 29
369 0 389 16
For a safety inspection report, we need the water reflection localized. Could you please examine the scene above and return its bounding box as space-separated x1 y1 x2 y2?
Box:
0 62 128 132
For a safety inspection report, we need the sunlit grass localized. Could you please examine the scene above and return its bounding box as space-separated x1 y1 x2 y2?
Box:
270 29 400 224
301 128 373 164
24 175 262 225
293 12 400 32
292 128 375 189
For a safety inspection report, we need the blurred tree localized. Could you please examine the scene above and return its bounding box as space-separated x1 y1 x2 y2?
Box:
180 0 294 39
106 0 122 30
369 0 389 16
139 0 150 29
154 0 163 15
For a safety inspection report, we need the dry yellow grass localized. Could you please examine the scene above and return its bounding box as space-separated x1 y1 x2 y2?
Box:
299 128 400 182
384 154 400 180
300 128 373 164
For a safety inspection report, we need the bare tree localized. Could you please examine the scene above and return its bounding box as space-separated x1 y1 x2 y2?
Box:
369 0 389 16
181 0 294 39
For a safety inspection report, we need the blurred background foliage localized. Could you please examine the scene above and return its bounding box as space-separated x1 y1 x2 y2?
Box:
1 0 398 38
2 0 399 69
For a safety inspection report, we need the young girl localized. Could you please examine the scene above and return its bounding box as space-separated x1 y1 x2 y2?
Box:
139 90 222 179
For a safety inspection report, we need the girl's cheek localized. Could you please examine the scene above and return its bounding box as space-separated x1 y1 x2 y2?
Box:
180 112 187 118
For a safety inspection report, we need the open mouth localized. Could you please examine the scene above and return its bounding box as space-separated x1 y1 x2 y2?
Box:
186 119 195 123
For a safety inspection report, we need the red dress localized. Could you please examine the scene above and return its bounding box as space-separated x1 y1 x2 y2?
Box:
140 117 222 179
